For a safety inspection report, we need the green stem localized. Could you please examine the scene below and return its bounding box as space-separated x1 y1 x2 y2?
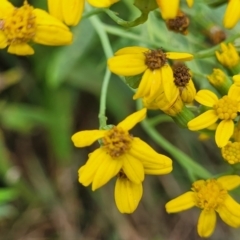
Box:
194 33 240 59
103 9 149 28
137 103 212 180
99 69 111 128
88 8 113 128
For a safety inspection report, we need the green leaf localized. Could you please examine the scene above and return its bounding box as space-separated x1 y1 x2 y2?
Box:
46 19 96 88
125 73 143 89
0 188 17 203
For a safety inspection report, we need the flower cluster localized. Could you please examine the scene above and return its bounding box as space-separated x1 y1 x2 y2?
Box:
2 0 240 238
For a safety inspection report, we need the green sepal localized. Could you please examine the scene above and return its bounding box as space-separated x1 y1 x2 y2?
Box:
134 0 158 13
125 73 143 89
172 105 195 128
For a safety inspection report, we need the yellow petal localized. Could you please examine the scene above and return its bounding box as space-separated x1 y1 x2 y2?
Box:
62 0 84 26
33 9 73 46
121 154 144 184
129 138 173 175
92 153 122 190
215 120 234 148
197 209 216 238
78 148 105 186
233 75 240 86
165 191 195 213
133 68 154 100
88 0 119 8
107 54 147 76
47 0 63 21
114 46 149 56
223 0 240 29
156 0 179 19
115 177 143 214
217 175 240 190
166 52 193 61
222 195 240 218
117 108 146 131
0 0 14 19
217 202 240 228
228 84 240 102
186 0 194 7
195 90 218 107
188 110 218 131
0 32 8 49
8 43 34 55
161 65 178 102
71 130 106 147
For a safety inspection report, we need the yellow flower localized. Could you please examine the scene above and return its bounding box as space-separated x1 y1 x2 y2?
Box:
215 43 239 68
72 108 172 192
156 0 193 20
222 141 240 164
48 0 119 26
223 0 240 29
108 46 193 103
166 175 240 238
188 85 240 147
0 0 72 55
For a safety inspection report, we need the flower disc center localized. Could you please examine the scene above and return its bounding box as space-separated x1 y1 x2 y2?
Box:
222 141 240 164
144 49 167 70
2 2 36 44
102 126 133 158
213 96 238 120
173 63 191 87
192 179 227 211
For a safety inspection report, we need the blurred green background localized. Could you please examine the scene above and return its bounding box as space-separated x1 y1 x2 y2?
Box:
0 0 240 239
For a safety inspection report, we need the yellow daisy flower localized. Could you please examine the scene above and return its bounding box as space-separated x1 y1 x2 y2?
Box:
223 0 240 29
215 43 239 68
72 108 173 191
156 0 194 20
108 46 193 103
166 175 240 238
0 0 72 55
48 0 119 26
188 85 240 147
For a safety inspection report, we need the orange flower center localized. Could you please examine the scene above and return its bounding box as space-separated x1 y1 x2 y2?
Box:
213 96 238 120
221 141 240 164
102 126 133 158
192 179 227 211
0 1 36 45
144 49 167 70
